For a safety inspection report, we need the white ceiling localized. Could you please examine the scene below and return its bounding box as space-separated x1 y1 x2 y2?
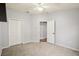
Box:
6 3 79 14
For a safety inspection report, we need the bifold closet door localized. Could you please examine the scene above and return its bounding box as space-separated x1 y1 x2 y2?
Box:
0 22 8 48
8 20 22 46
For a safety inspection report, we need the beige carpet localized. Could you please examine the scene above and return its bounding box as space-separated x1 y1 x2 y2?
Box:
1 42 79 56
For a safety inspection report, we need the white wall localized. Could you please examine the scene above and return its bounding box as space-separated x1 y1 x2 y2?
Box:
31 15 40 42
31 9 79 51
31 14 48 42
21 18 32 43
50 9 79 51
6 8 49 44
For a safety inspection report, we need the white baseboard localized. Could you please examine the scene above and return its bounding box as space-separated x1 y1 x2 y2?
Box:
23 41 40 44
1 46 9 50
2 41 40 49
56 43 79 52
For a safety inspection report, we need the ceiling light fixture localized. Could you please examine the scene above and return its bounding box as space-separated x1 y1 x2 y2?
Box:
34 3 45 12
36 7 44 11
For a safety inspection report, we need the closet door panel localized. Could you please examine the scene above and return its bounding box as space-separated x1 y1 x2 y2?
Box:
9 20 22 46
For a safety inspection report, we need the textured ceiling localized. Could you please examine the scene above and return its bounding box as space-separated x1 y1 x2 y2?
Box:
6 3 79 14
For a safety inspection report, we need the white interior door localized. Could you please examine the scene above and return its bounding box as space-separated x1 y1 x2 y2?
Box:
9 20 22 46
47 20 55 44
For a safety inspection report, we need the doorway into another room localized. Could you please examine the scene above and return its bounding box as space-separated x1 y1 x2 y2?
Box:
40 22 47 42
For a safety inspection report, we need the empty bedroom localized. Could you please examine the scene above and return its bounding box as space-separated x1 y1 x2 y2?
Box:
0 3 79 56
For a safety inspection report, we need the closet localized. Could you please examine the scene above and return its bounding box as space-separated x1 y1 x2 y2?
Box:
8 20 22 46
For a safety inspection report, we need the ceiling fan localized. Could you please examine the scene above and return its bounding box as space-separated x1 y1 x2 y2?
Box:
33 3 45 11
26 3 48 13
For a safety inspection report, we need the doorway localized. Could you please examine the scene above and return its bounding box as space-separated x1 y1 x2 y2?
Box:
40 22 47 42
40 20 55 44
